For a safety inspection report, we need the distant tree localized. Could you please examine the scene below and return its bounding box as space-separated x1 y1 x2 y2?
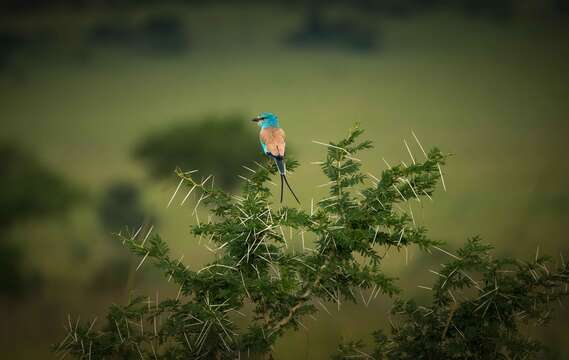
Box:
0 32 28 70
0 144 79 227
133 115 263 190
287 3 379 52
455 0 514 19
0 143 80 296
88 14 189 54
93 180 154 291
97 181 150 235
342 0 438 17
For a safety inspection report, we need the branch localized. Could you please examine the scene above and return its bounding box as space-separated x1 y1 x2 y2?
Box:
268 264 325 336
441 302 458 340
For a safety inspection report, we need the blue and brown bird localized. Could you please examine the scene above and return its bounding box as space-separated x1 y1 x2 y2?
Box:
252 112 300 204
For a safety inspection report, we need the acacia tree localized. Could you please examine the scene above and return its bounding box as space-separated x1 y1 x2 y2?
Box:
56 125 447 359
334 237 569 359
55 125 568 359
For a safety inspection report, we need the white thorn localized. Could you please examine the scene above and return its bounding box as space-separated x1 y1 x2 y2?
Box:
408 204 416 226
167 178 184 208
432 245 461 260
180 185 197 206
401 178 420 202
397 228 405 246
136 252 150 271
311 140 350 154
141 225 154 247
367 172 380 184
422 190 433 202
411 130 428 159
371 225 379 248
131 224 143 241
437 164 447 192
241 165 256 173
404 139 416 164
393 184 407 202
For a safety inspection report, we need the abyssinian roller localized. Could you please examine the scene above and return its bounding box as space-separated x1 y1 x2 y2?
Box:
252 112 300 204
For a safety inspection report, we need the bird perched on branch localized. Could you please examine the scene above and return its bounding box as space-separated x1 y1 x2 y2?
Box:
252 112 300 203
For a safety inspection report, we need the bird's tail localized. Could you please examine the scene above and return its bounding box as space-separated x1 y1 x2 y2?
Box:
274 156 286 176
274 157 300 204
282 174 300 204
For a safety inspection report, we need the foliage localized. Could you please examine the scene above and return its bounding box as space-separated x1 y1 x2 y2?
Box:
56 125 446 359
133 115 264 190
333 237 569 359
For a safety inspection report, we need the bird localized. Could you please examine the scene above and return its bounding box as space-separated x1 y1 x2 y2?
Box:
252 112 300 204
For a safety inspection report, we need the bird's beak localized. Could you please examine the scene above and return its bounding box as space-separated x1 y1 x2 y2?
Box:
252 117 263 122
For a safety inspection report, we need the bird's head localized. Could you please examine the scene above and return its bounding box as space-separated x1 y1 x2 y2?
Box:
252 112 279 128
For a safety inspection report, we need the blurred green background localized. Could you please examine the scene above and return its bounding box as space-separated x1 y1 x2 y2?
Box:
1 1 568 358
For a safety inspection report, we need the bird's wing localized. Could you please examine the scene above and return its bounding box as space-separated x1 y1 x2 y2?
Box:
260 128 286 157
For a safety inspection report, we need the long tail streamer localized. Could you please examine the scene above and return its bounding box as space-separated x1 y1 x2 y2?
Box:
280 174 284 203
274 157 300 204
282 174 300 204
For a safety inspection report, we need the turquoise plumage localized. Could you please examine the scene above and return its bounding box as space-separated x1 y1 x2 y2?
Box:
252 112 299 203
